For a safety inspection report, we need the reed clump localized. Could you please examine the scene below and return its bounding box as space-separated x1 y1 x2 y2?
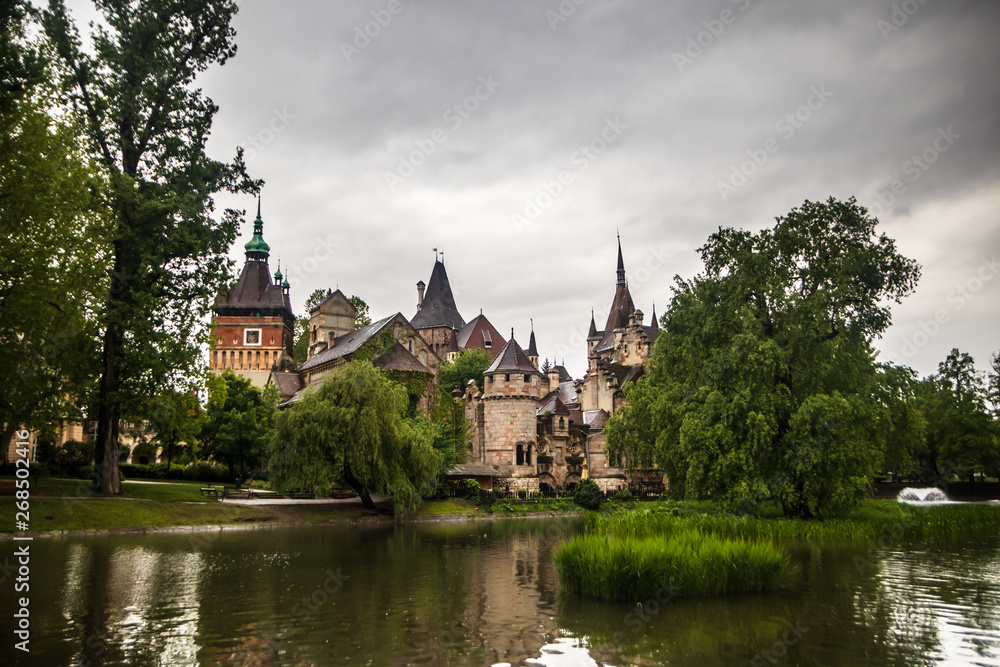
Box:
555 528 788 602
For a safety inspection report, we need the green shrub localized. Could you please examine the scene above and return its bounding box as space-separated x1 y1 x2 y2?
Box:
574 479 603 510
613 486 634 502
463 478 481 499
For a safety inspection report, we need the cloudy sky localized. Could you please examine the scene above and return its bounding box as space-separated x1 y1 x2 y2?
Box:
72 0 1000 379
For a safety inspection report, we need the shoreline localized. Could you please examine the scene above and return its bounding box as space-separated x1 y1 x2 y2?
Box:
0 508 585 541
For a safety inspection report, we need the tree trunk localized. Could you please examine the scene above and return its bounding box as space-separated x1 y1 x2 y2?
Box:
343 465 375 510
95 319 121 495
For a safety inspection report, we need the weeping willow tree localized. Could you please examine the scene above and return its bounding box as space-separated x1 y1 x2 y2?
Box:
269 360 441 515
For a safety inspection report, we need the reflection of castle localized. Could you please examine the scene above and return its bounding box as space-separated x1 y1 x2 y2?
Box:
210 205 661 491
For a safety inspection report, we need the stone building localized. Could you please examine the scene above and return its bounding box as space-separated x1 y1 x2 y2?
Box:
460 238 663 493
210 202 296 388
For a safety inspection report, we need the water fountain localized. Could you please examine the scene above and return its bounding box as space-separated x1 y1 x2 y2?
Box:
897 487 949 502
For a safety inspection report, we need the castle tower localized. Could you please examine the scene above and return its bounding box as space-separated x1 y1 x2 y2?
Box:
525 319 539 369
210 200 295 387
481 334 542 481
411 255 465 358
307 289 357 359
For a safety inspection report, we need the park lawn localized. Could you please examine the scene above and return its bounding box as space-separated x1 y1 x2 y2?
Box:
31 477 212 502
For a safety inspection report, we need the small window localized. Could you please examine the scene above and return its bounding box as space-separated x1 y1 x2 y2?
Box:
559 417 564 428
524 375 530 383
505 373 510 382
244 329 261 346
516 444 524 465
526 445 533 465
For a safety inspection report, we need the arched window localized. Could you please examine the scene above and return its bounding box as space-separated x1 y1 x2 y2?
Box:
559 417 564 428
525 445 533 465
516 443 524 465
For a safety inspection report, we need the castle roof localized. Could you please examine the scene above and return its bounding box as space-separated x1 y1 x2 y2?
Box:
526 323 538 357
299 313 397 371
595 237 635 353
411 260 464 331
214 204 292 318
373 341 432 374
456 313 506 356
485 336 540 375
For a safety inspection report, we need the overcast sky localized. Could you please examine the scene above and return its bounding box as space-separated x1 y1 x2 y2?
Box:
70 0 1000 380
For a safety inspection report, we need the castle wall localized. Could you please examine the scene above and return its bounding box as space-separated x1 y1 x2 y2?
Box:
211 316 292 387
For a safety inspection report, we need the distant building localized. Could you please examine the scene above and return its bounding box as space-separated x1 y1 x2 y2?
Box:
210 202 296 387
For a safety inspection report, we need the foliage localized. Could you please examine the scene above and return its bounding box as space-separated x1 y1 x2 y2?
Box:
606 198 921 518
555 528 788 601
145 389 202 467
200 370 273 480
348 295 371 328
463 478 481 499
574 478 604 510
293 289 329 363
0 2 108 464
118 461 230 483
42 0 258 494
439 348 493 395
268 360 442 516
917 349 999 481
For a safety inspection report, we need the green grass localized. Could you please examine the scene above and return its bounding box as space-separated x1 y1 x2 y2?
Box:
555 527 788 602
32 477 212 502
416 498 483 516
588 499 1000 544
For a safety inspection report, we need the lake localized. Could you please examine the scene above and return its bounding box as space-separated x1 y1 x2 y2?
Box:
4 515 1000 666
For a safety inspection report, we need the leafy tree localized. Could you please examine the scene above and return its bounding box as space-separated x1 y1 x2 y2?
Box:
42 0 258 494
146 389 202 468
607 197 921 518
874 363 926 481
349 295 371 328
918 349 998 482
439 348 493 395
269 361 441 515
200 369 272 480
0 1 108 463
541 358 552 374
293 288 329 363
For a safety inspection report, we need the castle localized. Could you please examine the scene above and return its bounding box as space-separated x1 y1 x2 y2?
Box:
211 205 663 492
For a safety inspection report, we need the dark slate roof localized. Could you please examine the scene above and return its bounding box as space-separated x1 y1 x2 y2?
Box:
583 409 610 430
214 259 293 316
446 331 460 355
551 365 573 382
271 371 302 400
446 464 501 477
526 327 538 357
485 337 540 375
299 313 397 371
374 341 432 374
594 282 634 352
537 380 578 416
649 305 659 329
587 312 599 340
456 313 506 356
411 260 465 331
642 326 661 345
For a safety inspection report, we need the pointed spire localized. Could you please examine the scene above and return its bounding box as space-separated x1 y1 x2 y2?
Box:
588 309 598 338
244 196 270 259
526 319 538 357
650 302 659 329
616 233 626 286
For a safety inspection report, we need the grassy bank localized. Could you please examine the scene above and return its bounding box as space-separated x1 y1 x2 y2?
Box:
3 478 390 534
587 499 1000 544
556 528 788 601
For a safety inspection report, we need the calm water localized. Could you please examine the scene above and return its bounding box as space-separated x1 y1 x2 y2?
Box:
4 516 1000 666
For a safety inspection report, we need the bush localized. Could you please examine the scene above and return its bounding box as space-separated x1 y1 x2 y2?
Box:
574 478 604 510
463 478 481 499
118 461 230 483
613 486 634 502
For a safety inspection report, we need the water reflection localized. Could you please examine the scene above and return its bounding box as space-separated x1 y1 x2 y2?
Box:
3 520 999 666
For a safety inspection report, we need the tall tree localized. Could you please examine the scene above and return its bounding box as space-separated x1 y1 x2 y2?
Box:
0 0 108 463
607 197 921 518
347 295 371 328
269 361 441 515
918 349 998 482
146 388 202 467
438 348 493 394
43 0 258 493
200 369 272 480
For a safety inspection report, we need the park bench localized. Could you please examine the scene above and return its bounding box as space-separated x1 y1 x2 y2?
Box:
222 487 251 499
200 486 221 500
248 489 281 500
